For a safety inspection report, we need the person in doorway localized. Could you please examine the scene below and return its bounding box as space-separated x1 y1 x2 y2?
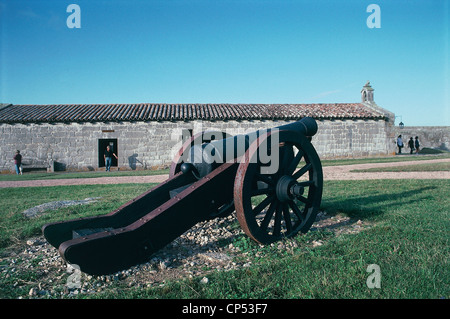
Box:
104 145 118 171
396 135 404 154
415 136 420 154
13 150 23 175
408 137 415 154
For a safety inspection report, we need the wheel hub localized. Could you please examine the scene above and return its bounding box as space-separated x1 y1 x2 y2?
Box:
276 175 304 202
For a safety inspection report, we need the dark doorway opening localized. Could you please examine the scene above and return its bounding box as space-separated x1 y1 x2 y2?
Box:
98 139 118 168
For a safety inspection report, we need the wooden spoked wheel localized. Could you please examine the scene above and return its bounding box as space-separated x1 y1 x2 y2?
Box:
234 130 323 245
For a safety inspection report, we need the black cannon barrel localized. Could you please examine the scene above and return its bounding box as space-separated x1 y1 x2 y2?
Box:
275 116 318 137
185 117 318 178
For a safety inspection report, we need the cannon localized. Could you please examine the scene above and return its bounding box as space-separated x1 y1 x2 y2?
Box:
42 117 323 275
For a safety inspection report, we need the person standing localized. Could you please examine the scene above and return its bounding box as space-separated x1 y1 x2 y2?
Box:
415 136 420 154
13 150 22 175
408 137 415 154
396 135 404 154
104 145 118 172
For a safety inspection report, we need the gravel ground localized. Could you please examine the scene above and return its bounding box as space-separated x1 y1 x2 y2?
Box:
1 210 369 299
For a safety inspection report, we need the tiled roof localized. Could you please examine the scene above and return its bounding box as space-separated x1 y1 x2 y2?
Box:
0 103 386 123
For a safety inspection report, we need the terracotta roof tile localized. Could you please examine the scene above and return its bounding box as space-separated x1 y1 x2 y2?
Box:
0 103 387 124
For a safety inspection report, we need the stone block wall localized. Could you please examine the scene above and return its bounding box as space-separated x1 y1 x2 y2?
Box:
393 126 450 151
0 118 393 173
314 119 393 158
194 118 393 159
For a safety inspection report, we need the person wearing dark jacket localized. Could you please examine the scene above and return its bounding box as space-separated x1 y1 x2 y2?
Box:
408 137 415 154
396 135 404 154
13 150 22 175
104 145 118 171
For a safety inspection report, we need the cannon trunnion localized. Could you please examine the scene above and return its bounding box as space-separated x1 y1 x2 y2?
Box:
42 117 323 275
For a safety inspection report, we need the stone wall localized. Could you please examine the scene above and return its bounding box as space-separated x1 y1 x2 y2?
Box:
314 119 393 158
393 126 450 151
0 118 393 173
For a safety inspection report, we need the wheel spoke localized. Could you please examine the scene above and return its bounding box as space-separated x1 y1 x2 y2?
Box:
296 195 311 205
292 163 312 180
253 195 275 216
279 145 294 175
288 200 303 221
251 187 274 196
297 180 314 187
282 203 292 233
286 149 303 175
260 201 277 231
273 204 282 237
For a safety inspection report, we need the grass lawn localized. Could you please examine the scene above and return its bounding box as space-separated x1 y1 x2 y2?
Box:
0 183 158 250
0 179 448 299
0 168 169 182
351 161 450 173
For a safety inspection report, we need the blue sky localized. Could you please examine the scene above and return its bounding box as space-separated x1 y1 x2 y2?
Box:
0 0 448 126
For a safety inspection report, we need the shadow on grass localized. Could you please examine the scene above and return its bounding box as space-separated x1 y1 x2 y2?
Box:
320 185 437 220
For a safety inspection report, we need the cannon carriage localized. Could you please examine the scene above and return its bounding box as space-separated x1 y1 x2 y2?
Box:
43 117 323 275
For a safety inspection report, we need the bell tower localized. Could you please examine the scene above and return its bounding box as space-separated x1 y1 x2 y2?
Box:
361 81 374 103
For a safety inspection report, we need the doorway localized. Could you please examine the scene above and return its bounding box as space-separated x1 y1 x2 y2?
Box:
98 139 118 168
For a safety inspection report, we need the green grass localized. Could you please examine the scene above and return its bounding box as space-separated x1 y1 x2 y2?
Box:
0 168 169 181
351 162 450 173
0 183 158 250
0 179 448 299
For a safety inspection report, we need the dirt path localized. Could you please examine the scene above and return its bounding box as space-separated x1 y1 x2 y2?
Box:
322 157 450 180
0 174 168 188
0 158 449 188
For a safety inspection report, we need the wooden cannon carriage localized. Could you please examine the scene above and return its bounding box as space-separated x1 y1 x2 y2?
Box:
42 117 323 275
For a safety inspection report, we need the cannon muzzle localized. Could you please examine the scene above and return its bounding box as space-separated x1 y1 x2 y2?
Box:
276 116 318 137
